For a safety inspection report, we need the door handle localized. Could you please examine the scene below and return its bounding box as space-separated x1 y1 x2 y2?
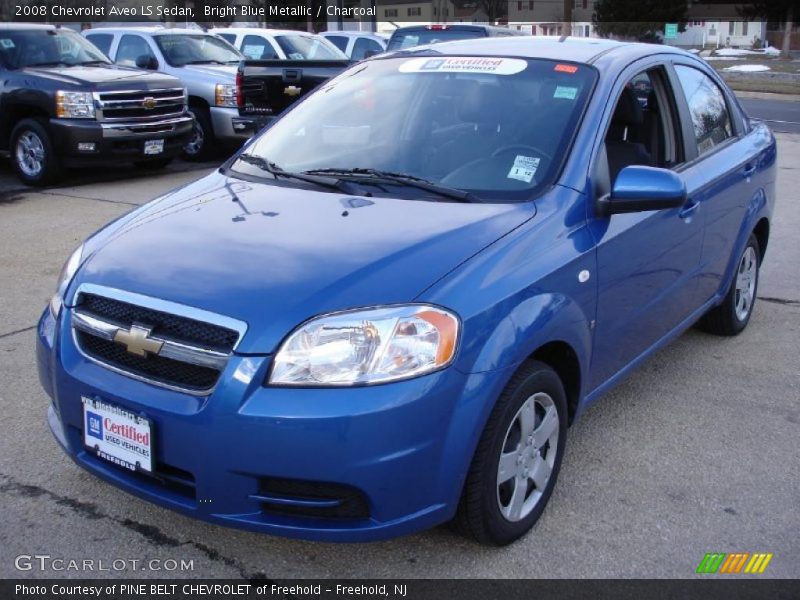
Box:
679 199 700 220
742 162 757 178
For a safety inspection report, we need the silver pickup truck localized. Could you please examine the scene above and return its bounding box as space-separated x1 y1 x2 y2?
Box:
84 27 246 160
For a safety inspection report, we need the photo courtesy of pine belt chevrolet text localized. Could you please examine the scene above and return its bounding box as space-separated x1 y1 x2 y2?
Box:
36 36 776 545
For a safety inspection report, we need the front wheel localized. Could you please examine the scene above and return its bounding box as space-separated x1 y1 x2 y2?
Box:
698 234 760 336
182 107 215 161
10 118 61 186
452 360 567 545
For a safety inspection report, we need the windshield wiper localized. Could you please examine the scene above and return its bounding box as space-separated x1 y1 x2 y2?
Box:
303 168 478 203
235 154 354 194
184 59 226 65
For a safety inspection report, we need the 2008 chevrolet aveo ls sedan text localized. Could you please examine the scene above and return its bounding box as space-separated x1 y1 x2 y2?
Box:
37 37 776 545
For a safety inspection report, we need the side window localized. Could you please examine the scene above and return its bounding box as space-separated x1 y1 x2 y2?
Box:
217 33 236 45
85 33 113 58
115 35 155 68
241 35 278 60
604 68 681 183
351 37 382 60
674 65 733 156
326 36 348 53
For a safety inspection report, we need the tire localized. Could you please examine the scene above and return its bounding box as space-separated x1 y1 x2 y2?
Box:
698 234 760 336
133 157 173 170
10 118 61 186
182 107 215 161
452 360 568 545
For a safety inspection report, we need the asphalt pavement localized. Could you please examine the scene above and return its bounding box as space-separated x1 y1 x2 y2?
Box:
0 133 797 579
738 94 800 134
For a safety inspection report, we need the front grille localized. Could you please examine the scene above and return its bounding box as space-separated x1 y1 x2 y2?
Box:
78 332 220 391
79 293 239 352
97 88 185 121
256 477 370 521
72 291 242 394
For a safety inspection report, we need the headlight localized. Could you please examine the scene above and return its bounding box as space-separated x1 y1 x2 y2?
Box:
215 83 238 107
270 305 460 386
49 245 84 318
55 91 95 119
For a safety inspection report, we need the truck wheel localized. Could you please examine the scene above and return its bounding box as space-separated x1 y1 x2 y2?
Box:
10 119 61 186
452 360 567 545
134 158 173 170
698 234 760 336
182 107 215 161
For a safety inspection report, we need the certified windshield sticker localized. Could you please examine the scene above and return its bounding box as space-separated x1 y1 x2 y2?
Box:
554 86 578 100
0 39 15 49
507 155 540 183
399 57 527 75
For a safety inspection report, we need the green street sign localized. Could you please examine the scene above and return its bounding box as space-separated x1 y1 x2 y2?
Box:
665 23 678 39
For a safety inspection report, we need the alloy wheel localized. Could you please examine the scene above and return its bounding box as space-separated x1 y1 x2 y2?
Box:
16 131 45 177
734 246 757 321
496 392 560 522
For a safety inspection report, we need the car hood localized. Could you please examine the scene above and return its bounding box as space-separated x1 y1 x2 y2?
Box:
21 64 181 90
72 171 534 354
180 63 237 82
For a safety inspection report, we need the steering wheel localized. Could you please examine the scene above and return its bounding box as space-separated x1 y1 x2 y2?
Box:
491 144 553 163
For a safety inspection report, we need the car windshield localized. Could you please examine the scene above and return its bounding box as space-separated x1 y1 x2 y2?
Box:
387 29 486 51
274 34 347 60
155 34 241 66
233 56 597 202
0 29 111 69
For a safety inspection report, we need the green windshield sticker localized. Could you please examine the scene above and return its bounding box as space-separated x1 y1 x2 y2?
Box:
554 86 578 100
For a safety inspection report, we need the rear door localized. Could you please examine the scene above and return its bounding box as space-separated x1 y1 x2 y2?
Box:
668 62 760 302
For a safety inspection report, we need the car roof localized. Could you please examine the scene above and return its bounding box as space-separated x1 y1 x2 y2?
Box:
397 36 692 65
212 27 318 36
0 23 58 31
321 31 383 38
85 27 213 36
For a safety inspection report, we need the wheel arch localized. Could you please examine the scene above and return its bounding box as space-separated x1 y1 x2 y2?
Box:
2 104 51 150
753 217 769 261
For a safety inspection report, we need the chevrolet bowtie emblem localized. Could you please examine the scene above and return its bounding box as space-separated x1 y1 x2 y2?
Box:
284 85 301 97
142 97 156 110
113 324 163 357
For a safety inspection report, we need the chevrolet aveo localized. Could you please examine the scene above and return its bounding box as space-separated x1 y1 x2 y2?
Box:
38 38 776 545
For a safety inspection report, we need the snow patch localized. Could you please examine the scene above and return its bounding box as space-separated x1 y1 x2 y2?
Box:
723 64 771 72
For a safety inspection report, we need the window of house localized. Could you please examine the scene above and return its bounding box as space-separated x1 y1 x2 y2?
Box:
385 8 398 17
407 7 421 16
674 65 733 155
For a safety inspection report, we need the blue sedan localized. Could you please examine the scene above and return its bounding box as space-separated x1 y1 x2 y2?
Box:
37 37 776 545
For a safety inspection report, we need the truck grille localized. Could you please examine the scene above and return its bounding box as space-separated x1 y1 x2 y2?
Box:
72 290 243 395
96 88 185 122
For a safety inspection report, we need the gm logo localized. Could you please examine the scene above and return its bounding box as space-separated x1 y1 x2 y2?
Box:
86 412 103 440
696 552 773 574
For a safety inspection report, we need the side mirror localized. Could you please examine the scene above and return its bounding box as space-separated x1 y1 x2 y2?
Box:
135 55 158 70
597 165 687 217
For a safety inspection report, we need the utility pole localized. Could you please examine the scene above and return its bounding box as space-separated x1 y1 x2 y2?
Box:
562 0 572 37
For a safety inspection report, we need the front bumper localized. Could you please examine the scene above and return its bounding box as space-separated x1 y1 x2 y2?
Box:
209 106 252 143
50 116 193 167
37 307 508 542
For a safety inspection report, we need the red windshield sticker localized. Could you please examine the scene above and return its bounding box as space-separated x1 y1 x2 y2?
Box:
554 64 579 74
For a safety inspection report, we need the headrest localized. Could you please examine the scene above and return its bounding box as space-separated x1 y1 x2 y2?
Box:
612 87 643 126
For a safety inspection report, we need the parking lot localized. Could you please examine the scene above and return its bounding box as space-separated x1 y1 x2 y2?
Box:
0 129 798 579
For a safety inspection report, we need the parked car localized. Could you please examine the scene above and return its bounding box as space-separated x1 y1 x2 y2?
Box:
83 27 244 160
38 37 775 545
320 30 387 60
0 24 192 186
235 56 352 136
386 24 523 51
212 27 348 61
